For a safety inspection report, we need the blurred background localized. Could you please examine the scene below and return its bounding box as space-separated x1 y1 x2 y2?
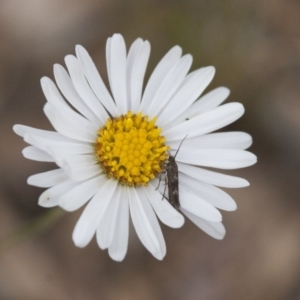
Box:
1 0 300 299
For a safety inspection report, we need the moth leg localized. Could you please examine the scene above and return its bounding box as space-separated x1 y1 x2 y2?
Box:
155 172 163 190
155 169 166 190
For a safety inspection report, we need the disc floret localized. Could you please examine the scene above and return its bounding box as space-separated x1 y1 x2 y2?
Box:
95 111 168 186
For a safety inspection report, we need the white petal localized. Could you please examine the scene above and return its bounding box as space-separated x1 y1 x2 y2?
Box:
128 41 150 113
28 169 68 188
75 45 119 117
22 146 54 162
179 173 237 211
54 64 102 126
158 66 215 127
181 208 226 240
106 37 112 87
40 77 69 108
63 163 102 182
147 54 193 118
146 183 184 228
129 187 166 260
72 178 118 248
38 180 78 208
140 45 182 112
108 186 129 261
44 102 97 143
24 133 92 154
176 149 257 169
177 86 230 123
163 102 245 141
47 100 98 134
51 152 98 172
59 175 105 212
126 38 143 110
47 143 93 155
96 185 121 249
177 163 249 188
179 188 222 222
13 124 75 142
63 154 97 167
108 34 127 114
191 86 230 113
64 55 109 124
169 132 253 150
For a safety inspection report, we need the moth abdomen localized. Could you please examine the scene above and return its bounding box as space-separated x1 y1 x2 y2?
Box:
166 155 180 209
164 135 188 210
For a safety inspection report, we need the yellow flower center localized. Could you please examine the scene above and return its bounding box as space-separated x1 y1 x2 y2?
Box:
95 111 169 186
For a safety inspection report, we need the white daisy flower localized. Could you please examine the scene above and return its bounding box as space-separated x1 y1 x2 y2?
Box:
13 34 257 261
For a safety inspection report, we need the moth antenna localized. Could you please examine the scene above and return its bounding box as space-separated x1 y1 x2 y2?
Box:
174 134 188 159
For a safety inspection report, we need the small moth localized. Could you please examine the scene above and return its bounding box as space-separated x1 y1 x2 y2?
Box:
165 136 188 209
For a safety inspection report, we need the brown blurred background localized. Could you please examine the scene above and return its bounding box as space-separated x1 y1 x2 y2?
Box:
1 0 300 299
